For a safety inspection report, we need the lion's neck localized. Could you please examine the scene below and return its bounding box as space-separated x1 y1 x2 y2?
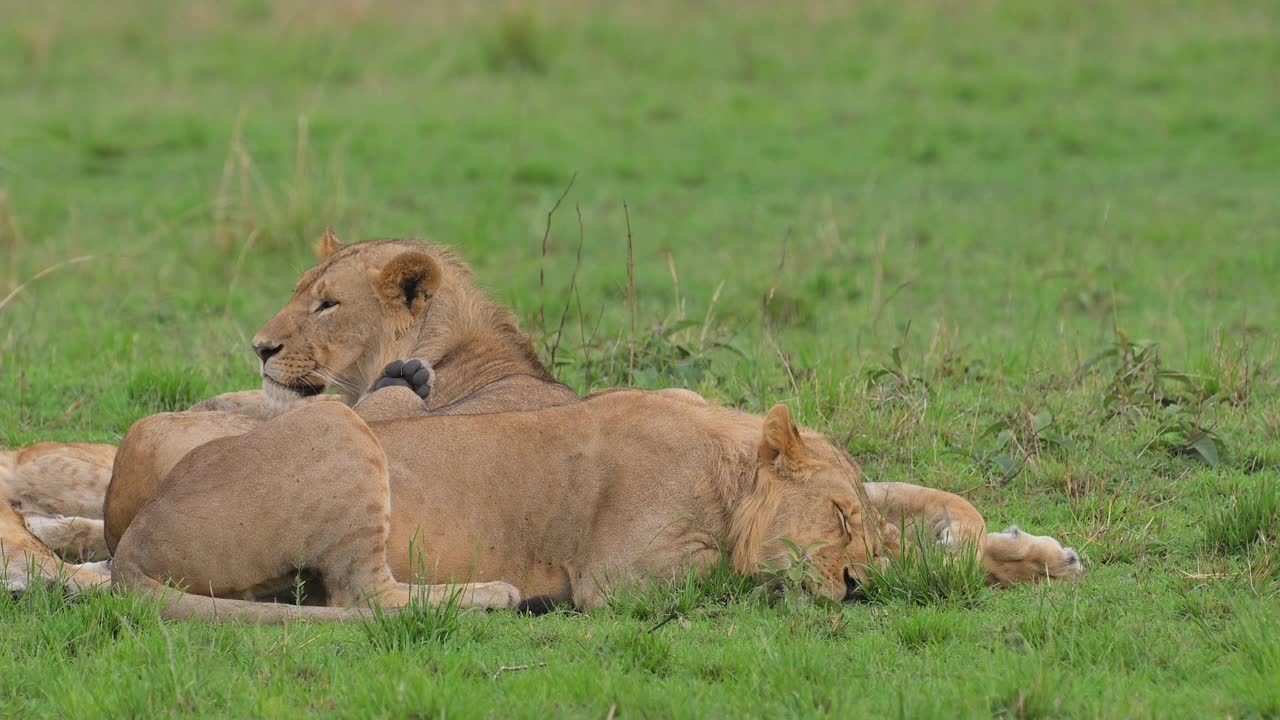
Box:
393 284 563 409
681 411 777 567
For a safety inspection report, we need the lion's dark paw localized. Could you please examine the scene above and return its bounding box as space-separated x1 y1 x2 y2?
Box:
374 359 435 399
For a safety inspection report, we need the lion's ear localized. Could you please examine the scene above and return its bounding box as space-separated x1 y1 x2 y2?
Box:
369 252 444 320
314 228 345 259
759 403 804 464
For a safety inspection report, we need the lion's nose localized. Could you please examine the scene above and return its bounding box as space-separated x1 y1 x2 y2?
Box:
843 568 862 601
253 341 283 364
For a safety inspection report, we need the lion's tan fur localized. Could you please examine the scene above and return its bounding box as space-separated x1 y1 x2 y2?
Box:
2 494 110 593
111 395 888 622
865 482 1083 585
1 443 115 561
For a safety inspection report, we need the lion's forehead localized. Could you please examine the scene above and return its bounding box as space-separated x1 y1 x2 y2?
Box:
292 238 470 298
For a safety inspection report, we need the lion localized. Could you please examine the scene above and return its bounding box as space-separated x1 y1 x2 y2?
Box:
2 497 110 594
110 394 892 622
864 482 1084 585
103 230 579 553
1 442 116 561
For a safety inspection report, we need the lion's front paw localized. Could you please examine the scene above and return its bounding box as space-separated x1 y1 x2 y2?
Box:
465 581 523 610
374 359 435 400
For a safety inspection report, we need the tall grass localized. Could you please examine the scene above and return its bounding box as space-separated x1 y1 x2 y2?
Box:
862 527 989 607
1205 478 1280 555
359 585 465 652
606 557 756 622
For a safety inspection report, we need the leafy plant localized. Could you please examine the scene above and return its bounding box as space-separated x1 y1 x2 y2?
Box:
949 409 1075 480
1083 332 1227 464
752 539 834 611
864 345 928 404
562 316 744 392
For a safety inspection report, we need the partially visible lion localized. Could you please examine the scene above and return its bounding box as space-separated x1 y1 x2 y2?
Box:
865 482 1083 585
104 231 579 554
2 497 110 594
1 442 116 561
111 395 893 622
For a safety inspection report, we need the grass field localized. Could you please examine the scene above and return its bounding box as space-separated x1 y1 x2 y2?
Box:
2 1 1279 717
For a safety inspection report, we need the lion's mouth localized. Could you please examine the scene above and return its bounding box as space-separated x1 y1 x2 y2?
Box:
264 375 326 398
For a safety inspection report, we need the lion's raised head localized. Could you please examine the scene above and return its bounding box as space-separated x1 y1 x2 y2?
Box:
251 230 463 406
983 525 1084 586
732 404 890 601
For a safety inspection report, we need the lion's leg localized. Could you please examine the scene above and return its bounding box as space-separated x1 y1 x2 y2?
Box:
327 567 520 610
185 389 341 419
2 502 110 594
350 360 435 421
352 386 430 422
113 403 519 612
23 515 109 562
105 409 262 554
373 359 435 399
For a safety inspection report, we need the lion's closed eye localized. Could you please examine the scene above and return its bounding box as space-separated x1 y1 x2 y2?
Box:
833 503 852 539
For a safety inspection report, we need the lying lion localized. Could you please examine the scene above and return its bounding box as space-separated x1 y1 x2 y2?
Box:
1 498 110 594
104 231 579 555
111 394 892 622
864 482 1083 585
1 442 116 561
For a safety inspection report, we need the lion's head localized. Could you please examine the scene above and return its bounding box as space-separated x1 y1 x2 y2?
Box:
983 525 1084 586
731 404 890 601
251 231 460 406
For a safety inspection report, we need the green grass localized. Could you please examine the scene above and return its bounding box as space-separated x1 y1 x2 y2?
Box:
2 0 1279 716
863 531 989 608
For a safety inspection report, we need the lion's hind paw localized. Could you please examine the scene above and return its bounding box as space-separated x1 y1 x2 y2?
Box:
374 359 435 400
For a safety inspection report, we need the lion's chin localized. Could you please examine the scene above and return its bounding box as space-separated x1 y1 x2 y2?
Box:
262 377 326 411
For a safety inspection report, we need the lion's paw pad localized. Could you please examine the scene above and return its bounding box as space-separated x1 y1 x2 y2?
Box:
374 359 435 399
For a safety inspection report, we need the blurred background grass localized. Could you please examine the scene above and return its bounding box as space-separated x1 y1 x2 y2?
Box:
3 2 1276 441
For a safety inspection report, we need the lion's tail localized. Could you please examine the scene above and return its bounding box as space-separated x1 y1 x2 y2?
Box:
111 560 375 624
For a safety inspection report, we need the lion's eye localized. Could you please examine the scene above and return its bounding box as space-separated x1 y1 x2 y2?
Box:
315 299 338 313
834 503 852 538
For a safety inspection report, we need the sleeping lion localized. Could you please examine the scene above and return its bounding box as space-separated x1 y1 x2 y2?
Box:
110 395 893 622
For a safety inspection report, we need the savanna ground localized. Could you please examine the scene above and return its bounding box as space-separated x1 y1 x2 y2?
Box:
2 1 1279 717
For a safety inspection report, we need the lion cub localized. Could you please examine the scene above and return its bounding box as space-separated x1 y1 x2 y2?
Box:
865 482 1083 586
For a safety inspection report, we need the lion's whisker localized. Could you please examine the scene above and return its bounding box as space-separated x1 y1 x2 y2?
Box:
312 366 359 395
